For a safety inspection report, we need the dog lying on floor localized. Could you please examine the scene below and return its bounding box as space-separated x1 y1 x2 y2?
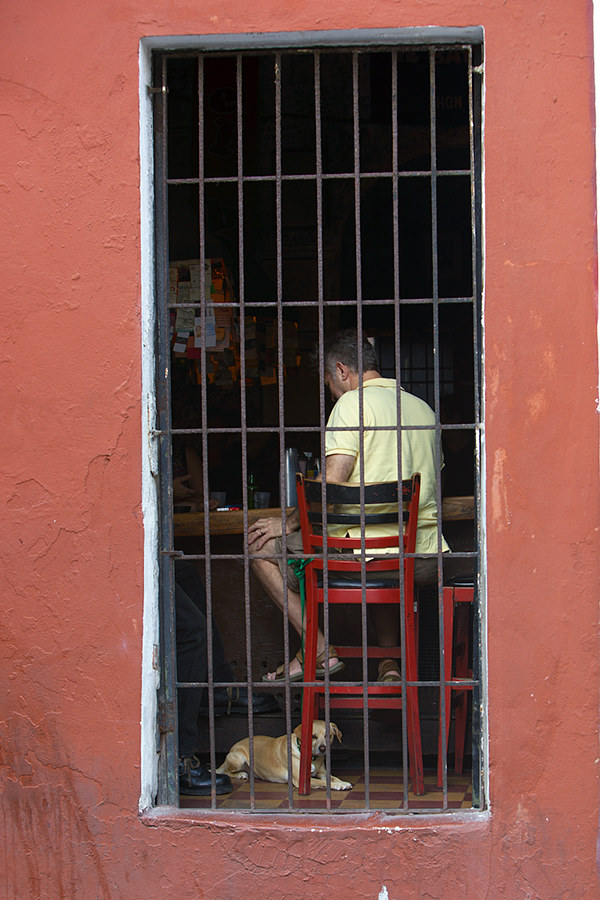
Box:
216 720 352 791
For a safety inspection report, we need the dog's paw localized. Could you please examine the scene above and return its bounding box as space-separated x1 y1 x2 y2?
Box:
331 779 352 791
233 771 249 781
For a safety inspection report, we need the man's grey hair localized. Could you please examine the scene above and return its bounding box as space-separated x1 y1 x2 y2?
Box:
317 328 380 376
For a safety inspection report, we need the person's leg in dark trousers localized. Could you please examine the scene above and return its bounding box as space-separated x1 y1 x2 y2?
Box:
175 582 208 757
175 580 232 795
175 560 233 688
175 560 278 715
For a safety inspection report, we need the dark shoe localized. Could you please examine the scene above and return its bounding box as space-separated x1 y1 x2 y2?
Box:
179 755 232 796
226 685 279 715
199 686 279 717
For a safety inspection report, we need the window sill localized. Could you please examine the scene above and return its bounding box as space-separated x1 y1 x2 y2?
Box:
140 805 489 832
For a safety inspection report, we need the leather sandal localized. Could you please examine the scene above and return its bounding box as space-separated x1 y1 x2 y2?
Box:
261 651 305 684
377 658 402 683
316 645 345 678
261 646 345 683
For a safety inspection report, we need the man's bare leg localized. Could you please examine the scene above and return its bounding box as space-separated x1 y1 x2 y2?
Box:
371 605 401 680
372 605 400 648
251 544 340 680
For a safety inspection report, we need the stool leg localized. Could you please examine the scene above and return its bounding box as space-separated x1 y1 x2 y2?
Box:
405 597 424 796
407 687 424 795
437 587 454 788
453 603 470 775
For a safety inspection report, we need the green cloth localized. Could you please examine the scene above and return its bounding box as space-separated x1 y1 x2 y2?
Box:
287 557 313 669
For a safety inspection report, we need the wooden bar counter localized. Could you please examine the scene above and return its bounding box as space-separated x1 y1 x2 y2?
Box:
174 495 474 537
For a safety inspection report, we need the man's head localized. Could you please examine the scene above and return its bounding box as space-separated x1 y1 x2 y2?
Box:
319 329 380 399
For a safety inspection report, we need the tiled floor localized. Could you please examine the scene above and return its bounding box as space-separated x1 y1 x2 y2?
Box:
180 768 473 812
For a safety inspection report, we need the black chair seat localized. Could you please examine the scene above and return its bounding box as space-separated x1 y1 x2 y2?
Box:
444 574 475 589
316 568 402 590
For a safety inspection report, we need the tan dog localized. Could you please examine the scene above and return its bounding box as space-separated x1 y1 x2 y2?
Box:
216 720 352 791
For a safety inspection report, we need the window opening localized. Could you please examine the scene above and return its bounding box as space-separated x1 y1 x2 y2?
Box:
152 32 484 814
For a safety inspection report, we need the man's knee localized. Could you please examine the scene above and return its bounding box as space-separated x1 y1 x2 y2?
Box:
414 557 439 588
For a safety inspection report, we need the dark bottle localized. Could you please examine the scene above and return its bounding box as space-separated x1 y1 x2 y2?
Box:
247 473 257 509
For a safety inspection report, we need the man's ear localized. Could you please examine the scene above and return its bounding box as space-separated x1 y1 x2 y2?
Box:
337 362 350 382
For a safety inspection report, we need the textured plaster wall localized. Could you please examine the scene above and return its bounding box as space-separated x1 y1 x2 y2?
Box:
1 0 599 897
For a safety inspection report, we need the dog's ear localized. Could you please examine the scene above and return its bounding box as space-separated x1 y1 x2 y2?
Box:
330 723 342 743
293 723 303 739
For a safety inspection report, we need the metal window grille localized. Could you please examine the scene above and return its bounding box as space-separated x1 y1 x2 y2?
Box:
151 27 484 814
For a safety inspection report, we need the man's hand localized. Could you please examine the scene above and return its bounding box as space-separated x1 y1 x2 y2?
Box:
248 508 300 552
173 474 195 500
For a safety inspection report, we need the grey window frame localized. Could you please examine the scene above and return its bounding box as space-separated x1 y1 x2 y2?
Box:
149 25 485 814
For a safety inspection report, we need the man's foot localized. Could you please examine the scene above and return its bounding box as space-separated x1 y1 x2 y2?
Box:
198 686 279 717
261 646 345 682
179 755 232 796
261 652 304 683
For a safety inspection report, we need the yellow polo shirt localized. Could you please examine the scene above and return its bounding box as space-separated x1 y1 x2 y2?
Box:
324 378 449 555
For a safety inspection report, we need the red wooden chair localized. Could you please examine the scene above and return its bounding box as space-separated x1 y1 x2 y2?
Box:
295 473 424 796
437 576 475 787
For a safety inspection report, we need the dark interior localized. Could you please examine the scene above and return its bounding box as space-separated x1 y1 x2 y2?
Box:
164 48 477 767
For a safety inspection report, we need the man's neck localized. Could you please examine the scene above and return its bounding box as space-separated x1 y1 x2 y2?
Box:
362 369 381 382
347 369 382 390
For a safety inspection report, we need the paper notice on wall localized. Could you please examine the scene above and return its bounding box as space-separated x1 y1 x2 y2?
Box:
194 313 217 348
214 326 230 351
173 332 189 353
177 282 190 304
169 267 178 303
175 307 195 330
189 264 202 288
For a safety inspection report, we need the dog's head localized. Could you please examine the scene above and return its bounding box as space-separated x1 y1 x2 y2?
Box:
293 721 342 758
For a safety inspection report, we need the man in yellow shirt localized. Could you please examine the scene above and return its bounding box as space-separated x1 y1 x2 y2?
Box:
249 328 449 683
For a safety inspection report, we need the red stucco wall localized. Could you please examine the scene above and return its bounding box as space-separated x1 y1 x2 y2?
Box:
1 0 599 897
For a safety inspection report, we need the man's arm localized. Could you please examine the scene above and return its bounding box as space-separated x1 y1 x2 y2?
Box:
323 453 355 483
247 454 353 552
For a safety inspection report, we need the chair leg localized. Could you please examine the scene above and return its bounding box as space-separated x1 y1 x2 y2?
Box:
437 587 454 788
299 687 316 795
298 596 320 796
414 593 420 667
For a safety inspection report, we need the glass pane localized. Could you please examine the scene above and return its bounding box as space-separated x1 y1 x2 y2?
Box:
169 183 199 260
398 176 432 299
437 175 472 298
281 53 316 175
282 180 317 301
397 50 430 172
243 55 275 177
323 178 356 300
361 177 394 300
204 56 238 179
204 181 240 291
321 53 354 174
243 181 276 302
359 52 392 173
435 49 470 171
167 57 199 181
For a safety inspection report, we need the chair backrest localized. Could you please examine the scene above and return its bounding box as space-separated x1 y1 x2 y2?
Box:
296 472 421 561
